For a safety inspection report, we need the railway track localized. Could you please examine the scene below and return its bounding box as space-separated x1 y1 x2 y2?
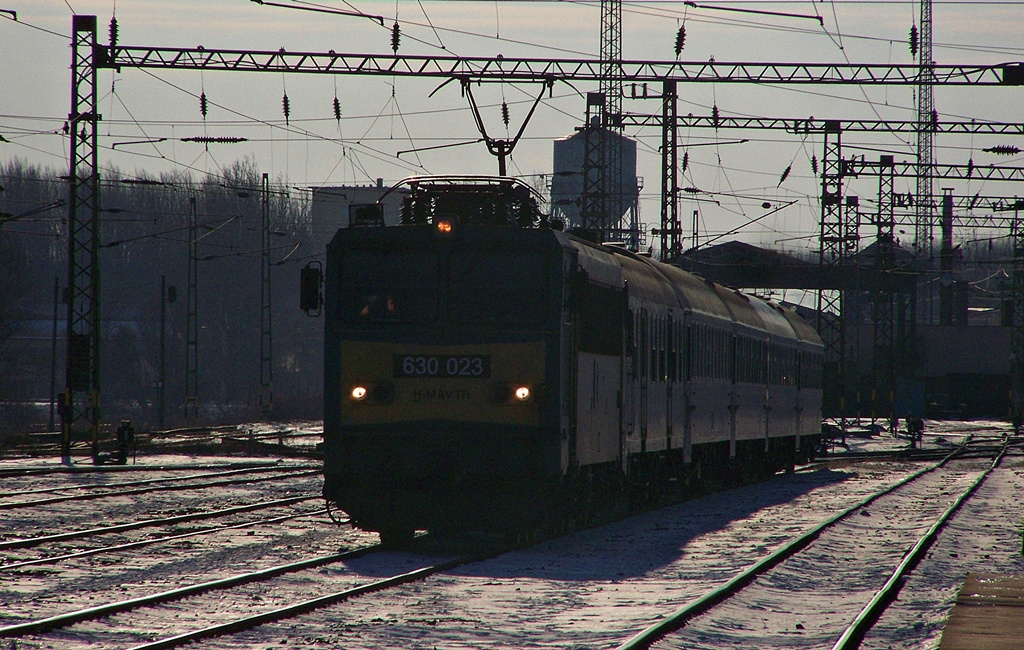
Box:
616 435 1015 649
0 533 516 649
2 425 1018 649
0 494 318 552
0 505 329 571
0 463 318 500
0 468 319 511
1 462 324 568
0 459 288 480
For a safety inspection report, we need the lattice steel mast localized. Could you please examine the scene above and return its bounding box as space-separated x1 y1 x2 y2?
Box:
62 16 102 463
915 0 936 263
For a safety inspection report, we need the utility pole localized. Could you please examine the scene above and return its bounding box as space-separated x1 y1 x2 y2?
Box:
158 274 168 429
1012 204 1024 428
48 276 60 433
259 173 273 421
872 156 896 431
184 196 198 424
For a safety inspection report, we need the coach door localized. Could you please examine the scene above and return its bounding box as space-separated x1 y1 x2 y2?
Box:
573 279 625 466
638 309 649 453
622 304 635 446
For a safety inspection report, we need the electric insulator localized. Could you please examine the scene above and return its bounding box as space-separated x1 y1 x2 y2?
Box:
391 21 401 53
333 96 342 122
778 164 791 187
711 104 719 129
683 186 700 194
282 93 290 125
200 92 208 118
909 24 918 58
674 25 686 56
931 110 939 131
501 102 510 127
109 16 118 48
983 145 1021 155
682 151 689 173
967 158 974 178
181 136 248 143
811 154 818 175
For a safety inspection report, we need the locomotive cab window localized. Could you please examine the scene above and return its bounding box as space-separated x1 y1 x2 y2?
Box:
339 250 438 324
448 250 548 326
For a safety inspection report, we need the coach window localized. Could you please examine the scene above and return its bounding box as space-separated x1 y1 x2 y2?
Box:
701 324 709 378
658 316 667 382
627 310 637 375
576 282 625 354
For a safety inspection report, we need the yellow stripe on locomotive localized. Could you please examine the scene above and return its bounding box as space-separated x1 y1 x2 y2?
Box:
340 340 546 427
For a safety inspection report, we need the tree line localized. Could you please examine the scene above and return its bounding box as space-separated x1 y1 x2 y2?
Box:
0 158 323 434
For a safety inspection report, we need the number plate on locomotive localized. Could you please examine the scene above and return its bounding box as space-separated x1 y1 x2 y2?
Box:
393 354 491 378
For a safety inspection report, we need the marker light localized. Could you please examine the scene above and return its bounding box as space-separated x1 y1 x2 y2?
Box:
514 386 531 401
436 219 453 235
351 386 368 401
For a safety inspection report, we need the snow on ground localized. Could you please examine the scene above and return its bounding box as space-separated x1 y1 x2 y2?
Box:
205 422 1023 649
3 421 1021 649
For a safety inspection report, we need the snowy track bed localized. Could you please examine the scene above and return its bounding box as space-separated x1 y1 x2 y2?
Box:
0 454 380 648
637 437 1018 649
3 425 1023 649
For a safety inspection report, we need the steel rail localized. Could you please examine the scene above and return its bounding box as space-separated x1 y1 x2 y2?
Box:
0 469 319 511
121 550 502 650
831 441 1010 649
0 495 315 551
0 538 381 638
0 507 331 572
0 460 287 480
615 437 972 650
0 464 317 499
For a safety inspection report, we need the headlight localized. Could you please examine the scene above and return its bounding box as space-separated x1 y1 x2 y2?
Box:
348 383 392 404
492 383 535 404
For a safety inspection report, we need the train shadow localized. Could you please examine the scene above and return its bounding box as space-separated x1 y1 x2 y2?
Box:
338 466 854 581
460 466 853 581
458 468 856 581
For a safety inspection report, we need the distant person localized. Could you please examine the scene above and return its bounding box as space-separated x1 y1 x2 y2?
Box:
115 420 135 465
906 416 924 447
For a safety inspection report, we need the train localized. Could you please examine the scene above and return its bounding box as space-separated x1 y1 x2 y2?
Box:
309 175 823 547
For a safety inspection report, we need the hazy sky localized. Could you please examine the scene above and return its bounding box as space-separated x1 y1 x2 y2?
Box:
2 1 1022 254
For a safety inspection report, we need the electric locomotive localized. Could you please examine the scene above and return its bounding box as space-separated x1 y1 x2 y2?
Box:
309 176 822 546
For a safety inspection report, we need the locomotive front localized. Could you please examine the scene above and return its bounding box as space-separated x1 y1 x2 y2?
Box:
320 178 565 546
